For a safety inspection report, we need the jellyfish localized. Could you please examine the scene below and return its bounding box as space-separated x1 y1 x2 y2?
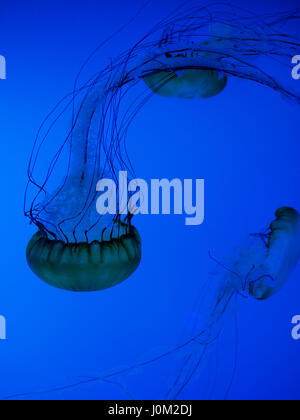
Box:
143 69 228 99
249 207 300 300
21 0 300 399
25 82 143 292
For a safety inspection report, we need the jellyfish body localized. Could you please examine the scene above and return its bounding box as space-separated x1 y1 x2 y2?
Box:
137 4 300 105
142 20 235 99
26 224 141 292
212 207 300 302
25 84 142 292
249 207 300 300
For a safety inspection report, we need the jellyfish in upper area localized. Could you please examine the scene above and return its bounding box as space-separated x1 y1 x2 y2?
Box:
143 69 228 99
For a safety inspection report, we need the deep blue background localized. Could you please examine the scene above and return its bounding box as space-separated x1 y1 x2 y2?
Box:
1 0 300 400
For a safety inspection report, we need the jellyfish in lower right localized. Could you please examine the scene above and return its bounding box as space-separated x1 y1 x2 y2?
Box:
248 207 300 300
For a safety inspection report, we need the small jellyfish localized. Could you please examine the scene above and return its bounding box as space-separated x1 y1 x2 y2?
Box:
25 2 300 292
143 21 231 99
139 5 300 104
143 69 228 99
249 207 300 300
214 207 300 304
